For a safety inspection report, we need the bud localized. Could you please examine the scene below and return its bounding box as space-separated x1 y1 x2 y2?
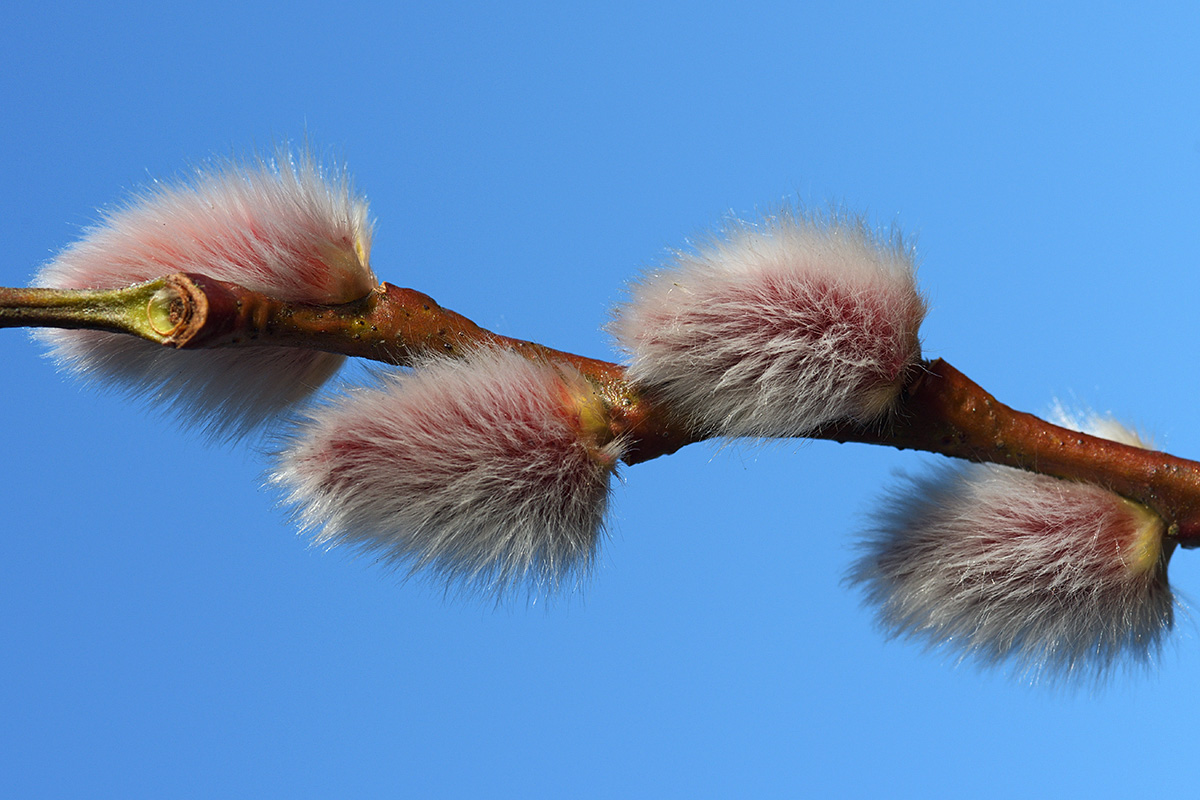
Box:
273 348 626 598
849 418 1175 684
34 149 376 438
611 209 926 438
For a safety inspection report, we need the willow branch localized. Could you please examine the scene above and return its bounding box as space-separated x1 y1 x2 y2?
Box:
5 274 1200 545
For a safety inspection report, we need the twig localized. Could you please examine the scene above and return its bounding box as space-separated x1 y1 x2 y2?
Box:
5 274 1200 544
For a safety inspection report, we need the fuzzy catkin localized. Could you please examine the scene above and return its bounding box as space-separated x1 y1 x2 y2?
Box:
849 419 1175 684
35 149 376 438
611 209 926 439
273 349 626 598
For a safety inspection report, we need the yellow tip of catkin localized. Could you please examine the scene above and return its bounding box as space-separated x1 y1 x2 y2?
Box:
1120 498 1169 575
560 372 622 469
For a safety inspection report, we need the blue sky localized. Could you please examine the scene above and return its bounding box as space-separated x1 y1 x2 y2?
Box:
3 2 1200 797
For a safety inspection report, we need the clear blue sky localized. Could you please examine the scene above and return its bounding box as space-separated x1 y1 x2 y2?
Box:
4 2 1200 797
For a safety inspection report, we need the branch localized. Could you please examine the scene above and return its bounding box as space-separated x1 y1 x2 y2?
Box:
6 274 1200 545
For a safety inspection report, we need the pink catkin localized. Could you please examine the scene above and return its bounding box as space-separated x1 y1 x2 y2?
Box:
611 209 926 439
35 150 376 438
849 417 1175 684
273 349 626 598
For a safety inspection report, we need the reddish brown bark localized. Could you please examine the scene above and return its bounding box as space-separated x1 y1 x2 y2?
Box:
6 273 1200 546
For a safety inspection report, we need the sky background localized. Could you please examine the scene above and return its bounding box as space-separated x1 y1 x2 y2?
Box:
3 2 1200 797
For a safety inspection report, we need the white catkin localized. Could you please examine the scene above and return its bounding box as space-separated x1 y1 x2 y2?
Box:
35 149 376 439
611 208 926 439
273 349 626 599
849 417 1175 685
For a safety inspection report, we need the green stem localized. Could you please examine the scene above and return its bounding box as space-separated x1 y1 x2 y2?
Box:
0 277 201 344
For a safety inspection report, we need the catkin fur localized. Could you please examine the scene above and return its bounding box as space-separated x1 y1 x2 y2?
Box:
34 149 376 438
611 209 926 438
850 419 1175 684
273 349 626 599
